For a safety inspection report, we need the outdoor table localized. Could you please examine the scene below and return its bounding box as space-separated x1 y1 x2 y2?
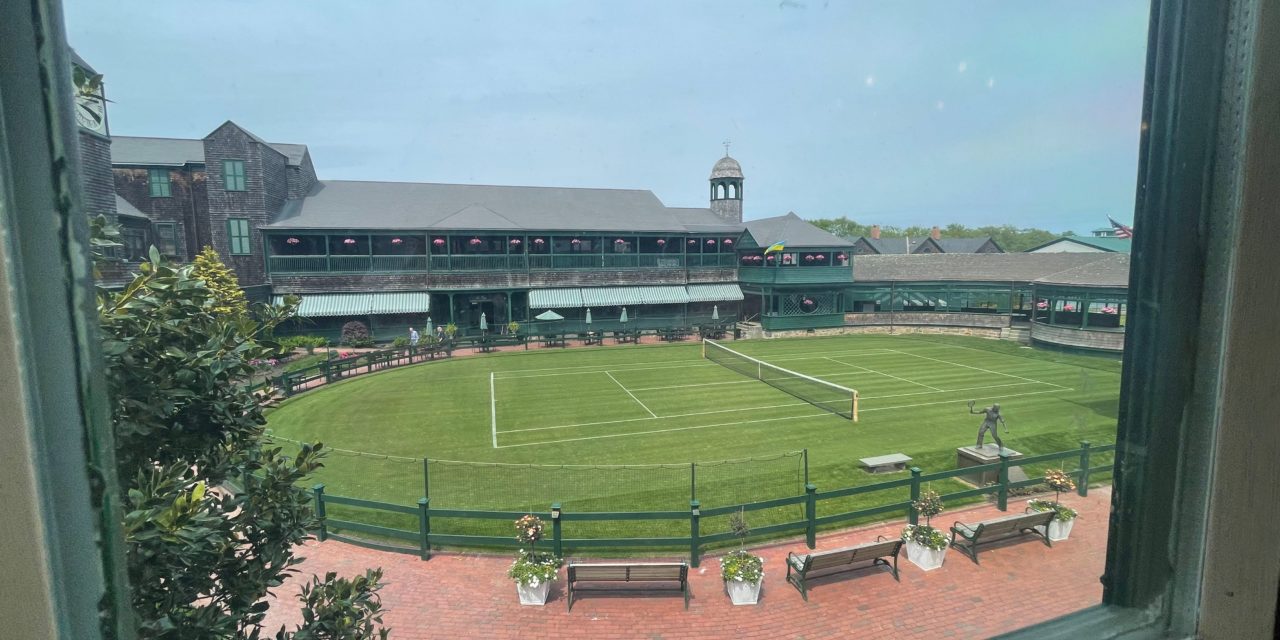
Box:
584 331 603 346
540 334 566 348
614 330 639 344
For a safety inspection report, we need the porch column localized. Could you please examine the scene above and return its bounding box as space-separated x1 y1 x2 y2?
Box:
1081 295 1092 329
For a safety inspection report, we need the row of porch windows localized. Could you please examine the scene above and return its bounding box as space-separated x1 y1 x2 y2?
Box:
267 234 743 256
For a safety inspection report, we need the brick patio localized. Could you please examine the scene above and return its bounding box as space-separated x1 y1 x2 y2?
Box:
262 487 1108 638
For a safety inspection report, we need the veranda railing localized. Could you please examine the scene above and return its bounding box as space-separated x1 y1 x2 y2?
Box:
311 441 1114 566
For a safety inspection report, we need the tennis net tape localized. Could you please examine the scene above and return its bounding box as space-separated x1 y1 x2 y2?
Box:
703 339 858 421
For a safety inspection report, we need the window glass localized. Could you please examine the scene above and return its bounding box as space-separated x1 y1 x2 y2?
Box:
223 160 246 191
227 218 251 254
148 168 170 197
152 222 177 255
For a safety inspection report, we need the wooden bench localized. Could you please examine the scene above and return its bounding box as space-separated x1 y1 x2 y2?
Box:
538 334 566 348
566 562 689 611
859 453 912 474
476 335 524 353
785 537 903 600
613 329 640 344
949 509 1056 564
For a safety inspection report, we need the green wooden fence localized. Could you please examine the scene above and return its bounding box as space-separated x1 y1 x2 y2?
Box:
312 441 1114 566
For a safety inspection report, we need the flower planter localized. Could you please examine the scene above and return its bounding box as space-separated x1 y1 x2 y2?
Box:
1036 517 1075 542
725 578 762 605
516 580 551 606
905 539 948 571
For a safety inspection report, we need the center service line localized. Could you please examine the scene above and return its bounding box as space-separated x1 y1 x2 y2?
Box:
605 370 658 418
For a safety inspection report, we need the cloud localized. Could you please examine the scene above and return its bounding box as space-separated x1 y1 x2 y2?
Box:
864 75 875 87
936 100 946 111
987 77 996 89
957 61 968 73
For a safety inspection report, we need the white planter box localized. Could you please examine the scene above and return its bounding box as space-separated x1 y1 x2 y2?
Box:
905 539 948 571
1036 517 1075 542
516 580 551 605
725 578 762 605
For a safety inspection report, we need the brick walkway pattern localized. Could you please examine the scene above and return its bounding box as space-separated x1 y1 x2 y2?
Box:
263 488 1109 639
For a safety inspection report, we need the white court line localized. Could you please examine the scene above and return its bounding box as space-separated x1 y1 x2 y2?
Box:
489 372 498 448
496 381 1060 436
630 379 757 392
496 387 1073 448
498 401 813 434
605 371 657 418
496 412 830 449
823 356 944 392
886 349 1070 389
492 348 899 379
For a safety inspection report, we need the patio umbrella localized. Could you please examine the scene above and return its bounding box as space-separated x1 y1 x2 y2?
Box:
535 310 564 321
479 312 488 332
585 308 593 326
620 307 629 324
712 305 720 321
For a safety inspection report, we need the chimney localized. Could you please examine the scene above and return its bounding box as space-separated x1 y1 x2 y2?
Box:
870 225 881 239
931 226 941 240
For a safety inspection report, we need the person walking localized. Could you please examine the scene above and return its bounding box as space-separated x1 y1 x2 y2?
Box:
409 327 420 347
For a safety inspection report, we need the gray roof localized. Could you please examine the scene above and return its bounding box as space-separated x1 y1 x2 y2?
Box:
68 48 97 74
854 253 1129 288
744 212 854 248
269 180 739 232
667 207 744 233
854 236 947 254
110 135 308 167
114 195 148 219
937 237 1000 253
709 155 743 179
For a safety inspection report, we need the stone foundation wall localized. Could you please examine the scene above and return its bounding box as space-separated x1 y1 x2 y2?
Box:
1030 321 1125 352
761 324 1005 340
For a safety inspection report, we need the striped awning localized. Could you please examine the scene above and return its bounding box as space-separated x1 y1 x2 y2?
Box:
580 286 691 306
529 288 585 308
686 283 745 302
272 292 429 317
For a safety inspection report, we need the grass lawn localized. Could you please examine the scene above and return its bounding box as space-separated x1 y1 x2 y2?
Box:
266 334 1120 546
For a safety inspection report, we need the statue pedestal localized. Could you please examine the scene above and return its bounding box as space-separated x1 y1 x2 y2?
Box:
956 445 1023 487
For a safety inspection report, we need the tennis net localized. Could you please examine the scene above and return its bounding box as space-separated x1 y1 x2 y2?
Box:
703 339 859 421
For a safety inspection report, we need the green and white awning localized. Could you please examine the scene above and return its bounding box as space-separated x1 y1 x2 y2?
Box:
528 284 741 308
529 288 584 308
686 283 745 302
272 292 429 317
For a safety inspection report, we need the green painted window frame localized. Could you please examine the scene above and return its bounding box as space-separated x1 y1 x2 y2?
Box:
223 159 246 191
148 168 171 197
227 218 251 255
153 221 177 256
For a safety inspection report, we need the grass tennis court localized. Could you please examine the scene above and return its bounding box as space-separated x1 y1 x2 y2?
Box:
266 334 1120 541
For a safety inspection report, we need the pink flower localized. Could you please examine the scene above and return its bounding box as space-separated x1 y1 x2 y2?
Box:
656 239 666 245
391 238 403 244
1102 306 1118 314
286 237 300 245
706 239 715 245
534 238 545 244
1063 304 1075 312
804 255 815 261
766 254 775 261
343 238 356 245
509 238 522 245
688 239 696 245
614 238 625 244
570 238 581 245
803 298 815 306
469 238 482 245
723 239 733 245
433 238 445 245
815 254 826 260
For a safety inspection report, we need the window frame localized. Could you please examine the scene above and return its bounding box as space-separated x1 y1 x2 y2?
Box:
152 221 177 256
227 218 251 255
222 159 246 191
147 167 171 197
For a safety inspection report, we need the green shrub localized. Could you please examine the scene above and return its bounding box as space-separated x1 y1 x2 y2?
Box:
341 321 373 347
391 336 410 348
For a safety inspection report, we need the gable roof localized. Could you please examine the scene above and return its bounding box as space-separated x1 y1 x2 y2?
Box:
109 135 309 167
269 180 740 232
936 237 1001 253
854 253 1129 288
744 212 853 248
114 195 148 219
1026 236 1132 253
851 236 935 254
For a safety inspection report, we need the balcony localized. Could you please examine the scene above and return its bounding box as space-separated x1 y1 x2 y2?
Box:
269 255 428 273
270 252 737 274
738 265 853 285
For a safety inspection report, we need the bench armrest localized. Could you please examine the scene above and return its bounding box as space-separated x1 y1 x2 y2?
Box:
951 521 976 538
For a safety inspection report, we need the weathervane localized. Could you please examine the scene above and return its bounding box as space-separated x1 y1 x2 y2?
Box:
722 139 732 156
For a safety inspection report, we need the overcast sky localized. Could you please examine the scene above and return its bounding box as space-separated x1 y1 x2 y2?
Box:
64 1 1149 233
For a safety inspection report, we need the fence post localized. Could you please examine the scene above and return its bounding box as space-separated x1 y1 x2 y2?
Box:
908 467 922 525
997 452 1010 511
1078 441 1092 497
312 484 327 542
690 500 701 568
418 498 430 560
551 503 563 558
805 484 817 549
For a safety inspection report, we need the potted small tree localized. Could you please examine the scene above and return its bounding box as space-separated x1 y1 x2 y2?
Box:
720 508 764 605
902 490 948 570
507 514 562 605
1027 469 1078 541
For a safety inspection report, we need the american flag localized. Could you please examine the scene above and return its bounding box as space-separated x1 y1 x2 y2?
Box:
1108 216 1134 239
